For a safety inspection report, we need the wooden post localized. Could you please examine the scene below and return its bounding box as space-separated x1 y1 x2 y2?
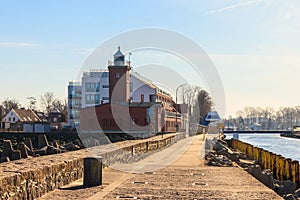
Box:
84 157 102 186
291 160 300 187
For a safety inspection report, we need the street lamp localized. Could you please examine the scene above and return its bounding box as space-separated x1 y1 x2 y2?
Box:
175 83 187 132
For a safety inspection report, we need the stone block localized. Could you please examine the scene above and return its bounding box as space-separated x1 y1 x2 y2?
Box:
294 188 300 197
2 140 13 158
63 143 80 151
0 156 10 163
11 150 21 160
46 145 60 155
35 147 47 156
17 142 29 158
38 134 49 149
24 138 33 151
285 194 297 200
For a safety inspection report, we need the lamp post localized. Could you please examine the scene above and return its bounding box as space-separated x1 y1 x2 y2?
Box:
175 83 187 132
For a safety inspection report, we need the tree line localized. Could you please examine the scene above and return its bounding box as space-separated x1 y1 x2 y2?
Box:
227 106 300 130
0 92 68 120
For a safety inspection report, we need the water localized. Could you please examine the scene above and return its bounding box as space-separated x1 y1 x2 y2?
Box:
225 133 300 162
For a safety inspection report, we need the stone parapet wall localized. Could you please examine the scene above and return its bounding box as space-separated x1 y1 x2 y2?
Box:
0 133 185 200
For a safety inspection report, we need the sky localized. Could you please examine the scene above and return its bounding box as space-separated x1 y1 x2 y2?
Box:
1 0 300 117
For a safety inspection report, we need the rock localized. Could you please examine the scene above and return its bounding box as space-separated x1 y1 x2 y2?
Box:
63 143 80 151
24 138 33 151
294 188 300 197
2 140 13 158
0 150 2 157
34 147 47 156
52 140 59 148
248 165 273 189
213 141 226 151
38 134 49 149
46 145 60 155
283 180 296 194
17 142 29 158
0 156 10 163
277 180 296 196
74 139 84 148
11 150 21 160
285 194 297 200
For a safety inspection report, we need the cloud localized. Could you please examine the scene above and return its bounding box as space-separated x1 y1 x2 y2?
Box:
0 42 39 48
206 0 263 14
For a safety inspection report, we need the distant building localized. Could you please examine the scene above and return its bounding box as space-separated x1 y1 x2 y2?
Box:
68 81 82 127
48 108 67 128
202 111 221 126
2 108 50 133
80 47 180 135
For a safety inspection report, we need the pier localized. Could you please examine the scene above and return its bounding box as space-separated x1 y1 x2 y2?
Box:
34 135 281 200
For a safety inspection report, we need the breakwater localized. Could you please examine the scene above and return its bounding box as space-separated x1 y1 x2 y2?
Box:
229 139 300 187
0 133 185 200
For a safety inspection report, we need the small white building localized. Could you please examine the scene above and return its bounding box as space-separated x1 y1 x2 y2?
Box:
2 108 50 133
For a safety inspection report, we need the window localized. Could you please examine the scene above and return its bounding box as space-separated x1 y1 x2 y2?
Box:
9 117 11 121
130 82 133 92
85 94 100 104
102 97 109 100
116 73 120 79
85 82 100 92
141 94 144 102
150 95 156 102
13 117 15 122
102 85 109 88
101 72 108 78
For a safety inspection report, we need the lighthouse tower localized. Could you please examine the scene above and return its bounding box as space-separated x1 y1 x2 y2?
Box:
108 47 131 103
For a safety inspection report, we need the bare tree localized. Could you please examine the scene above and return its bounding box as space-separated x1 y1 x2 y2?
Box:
52 98 68 122
27 97 37 110
1 99 20 115
40 92 55 114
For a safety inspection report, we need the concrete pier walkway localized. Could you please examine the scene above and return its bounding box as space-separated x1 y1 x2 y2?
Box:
38 135 282 200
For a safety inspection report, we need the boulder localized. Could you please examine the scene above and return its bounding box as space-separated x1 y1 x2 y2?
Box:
34 147 47 156
285 194 297 200
74 139 84 148
46 145 61 155
17 142 29 158
37 134 49 149
248 165 274 189
63 143 80 151
277 180 296 196
0 156 10 163
283 180 296 194
24 138 33 151
294 188 300 198
11 150 21 160
2 140 13 158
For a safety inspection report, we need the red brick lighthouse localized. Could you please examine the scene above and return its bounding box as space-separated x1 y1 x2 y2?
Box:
108 47 131 103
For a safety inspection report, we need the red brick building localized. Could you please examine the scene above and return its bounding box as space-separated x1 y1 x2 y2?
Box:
80 47 180 136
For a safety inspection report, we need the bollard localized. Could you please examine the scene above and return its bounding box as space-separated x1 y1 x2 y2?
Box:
84 157 102 186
